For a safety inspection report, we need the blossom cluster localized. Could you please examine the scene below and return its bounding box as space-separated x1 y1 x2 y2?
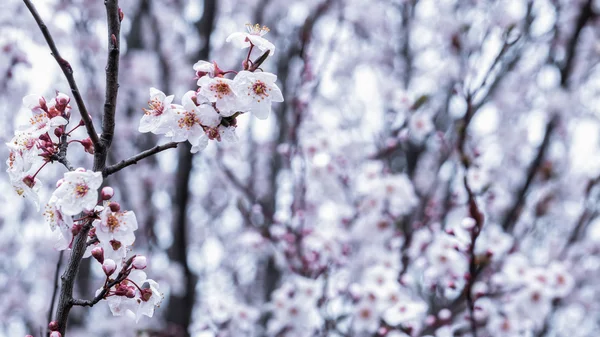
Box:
7 92 71 209
138 23 283 152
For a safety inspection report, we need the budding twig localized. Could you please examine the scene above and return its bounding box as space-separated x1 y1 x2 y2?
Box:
22 0 101 152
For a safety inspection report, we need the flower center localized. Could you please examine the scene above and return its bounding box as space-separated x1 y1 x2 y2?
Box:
178 111 200 129
246 23 270 36
143 97 164 116
210 80 233 99
107 214 120 232
74 183 89 198
252 81 269 98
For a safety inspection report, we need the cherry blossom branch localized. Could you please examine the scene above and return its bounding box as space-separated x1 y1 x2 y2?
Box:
52 131 75 171
54 221 94 336
71 256 134 307
102 142 179 177
93 0 121 171
22 0 101 150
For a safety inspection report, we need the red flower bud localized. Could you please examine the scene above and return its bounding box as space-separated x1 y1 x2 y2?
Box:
91 247 104 264
101 186 114 200
48 321 59 331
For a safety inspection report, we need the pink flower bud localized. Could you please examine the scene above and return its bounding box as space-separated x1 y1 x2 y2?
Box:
54 128 63 138
75 167 86 172
102 259 116 276
91 247 104 264
48 321 59 331
101 186 114 200
81 138 94 154
109 201 121 212
126 287 136 298
118 8 124 22
56 179 64 188
26 335 34 337
50 332 62 337
132 255 147 269
56 92 70 106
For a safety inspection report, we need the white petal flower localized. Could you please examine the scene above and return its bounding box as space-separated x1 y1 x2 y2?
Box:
45 196 74 250
170 92 220 146
93 207 138 261
233 70 284 120
51 170 103 216
139 87 175 135
193 60 215 80
136 278 163 322
226 24 275 56
197 77 240 117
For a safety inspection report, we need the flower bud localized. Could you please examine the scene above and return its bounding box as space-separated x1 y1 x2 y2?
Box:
48 321 59 331
54 127 63 138
56 178 64 188
118 8 124 22
75 167 86 172
81 138 94 154
132 255 147 269
101 186 114 200
91 247 104 264
56 92 70 106
102 259 117 276
50 332 62 337
109 201 121 212
126 287 136 298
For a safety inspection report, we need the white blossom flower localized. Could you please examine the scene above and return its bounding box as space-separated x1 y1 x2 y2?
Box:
197 77 240 117
383 300 428 326
353 299 381 333
170 92 220 151
44 196 74 250
226 23 276 56
51 170 103 216
9 171 41 210
233 71 283 120
139 87 175 135
93 206 138 261
193 60 215 80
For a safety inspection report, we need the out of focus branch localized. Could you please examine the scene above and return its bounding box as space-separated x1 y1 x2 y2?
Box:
501 116 558 232
46 251 64 334
560 0 594 87
22 0 101 150
103 142 179 177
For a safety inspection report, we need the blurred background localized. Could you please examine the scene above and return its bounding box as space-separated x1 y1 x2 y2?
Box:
2 0 600 336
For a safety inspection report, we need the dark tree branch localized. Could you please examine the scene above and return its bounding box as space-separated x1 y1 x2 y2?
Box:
22 0 101 150
94 0 121 171
165 1 216 335
54 221 94 336
103 142 179 177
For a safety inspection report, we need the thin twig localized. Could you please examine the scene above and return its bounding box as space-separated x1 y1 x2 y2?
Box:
71 256 135 307
22 0 101 150
103 142 179 177
47 251 64 330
